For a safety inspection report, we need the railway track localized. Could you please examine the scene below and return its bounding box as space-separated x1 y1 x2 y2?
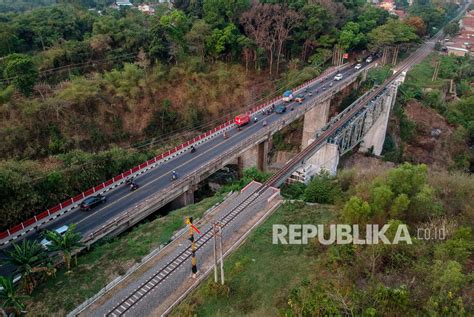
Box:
105 38 437 317
106 185 268 316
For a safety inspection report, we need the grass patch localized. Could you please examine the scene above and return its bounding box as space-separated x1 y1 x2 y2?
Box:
26 194 225 316
172 201 336 316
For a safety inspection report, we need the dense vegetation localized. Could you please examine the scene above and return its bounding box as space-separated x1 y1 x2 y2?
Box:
175 163 473 316
382 53 474 171
0 0 460 228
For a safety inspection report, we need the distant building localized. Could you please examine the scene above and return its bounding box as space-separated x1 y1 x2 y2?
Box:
375 0 407 20
138 4 156 15
110 0 133 9
445 10 474 56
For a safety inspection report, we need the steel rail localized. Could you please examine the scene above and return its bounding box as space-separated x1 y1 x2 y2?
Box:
105 184 268 316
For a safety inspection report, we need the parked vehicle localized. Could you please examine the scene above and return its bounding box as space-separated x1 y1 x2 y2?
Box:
80 194 107 211
235 114 250 127
275 105 287 113
366 56 373 63
355 63 362 70
282 90 293 102
40 225 69 247
295 94 305 103
334 73 343 81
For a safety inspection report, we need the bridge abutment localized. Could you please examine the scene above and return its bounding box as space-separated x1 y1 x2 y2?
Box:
301 99 331 149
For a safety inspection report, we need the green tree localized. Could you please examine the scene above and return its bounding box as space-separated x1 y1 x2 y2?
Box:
4 240 46 294
44 224 83 271
369 184 394 217
185 19 212 59
203 0 250 28
206 23 241 60
389 194 410 219
342 196 372 224
3 54 38 96
338 22 366 51
386 163 427 197
0 276 27 316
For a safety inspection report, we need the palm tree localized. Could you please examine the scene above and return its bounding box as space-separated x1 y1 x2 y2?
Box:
44 225 83 271
0 275 27 316
3 240 45 294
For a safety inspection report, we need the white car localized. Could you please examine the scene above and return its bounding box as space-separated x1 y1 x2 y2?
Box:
366 56 373 63
355 63 362 70
40 225 69 248
334 73 343 81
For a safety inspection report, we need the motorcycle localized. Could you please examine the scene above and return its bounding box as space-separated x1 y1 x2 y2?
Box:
125 178 134 186
130 182 140 191
190 146 196 153
263 120 267 127
171 172 178 181
223 132 229 139
253 117 258 123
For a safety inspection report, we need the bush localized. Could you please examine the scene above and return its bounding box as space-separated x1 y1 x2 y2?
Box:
281 182 306 200
303 171 341 204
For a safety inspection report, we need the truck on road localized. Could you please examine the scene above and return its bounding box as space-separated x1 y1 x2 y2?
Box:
235 114 250 127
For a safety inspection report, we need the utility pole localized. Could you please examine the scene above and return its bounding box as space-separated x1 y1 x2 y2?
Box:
212 221 225 285
432 59 440 81
213 222 218 283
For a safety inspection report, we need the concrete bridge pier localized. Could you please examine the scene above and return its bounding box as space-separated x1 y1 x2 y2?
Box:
359 84 398 156
307 142 340 176
237 139 269 177
170 187 195 209
301 99 331 149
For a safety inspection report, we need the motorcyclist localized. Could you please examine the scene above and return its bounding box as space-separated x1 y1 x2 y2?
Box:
172 170 177 180
223 131 228 139
190 145 196 153
253 116 258 123
130 181 139 190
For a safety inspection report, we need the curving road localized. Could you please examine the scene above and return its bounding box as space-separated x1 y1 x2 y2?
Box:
0 60 372 277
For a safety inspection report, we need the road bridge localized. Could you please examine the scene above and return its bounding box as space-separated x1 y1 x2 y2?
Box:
0 60 372 251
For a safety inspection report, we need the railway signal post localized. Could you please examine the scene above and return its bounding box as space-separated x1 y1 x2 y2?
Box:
186 217 200 278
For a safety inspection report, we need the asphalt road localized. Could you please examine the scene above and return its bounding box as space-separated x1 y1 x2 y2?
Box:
0 60 372 277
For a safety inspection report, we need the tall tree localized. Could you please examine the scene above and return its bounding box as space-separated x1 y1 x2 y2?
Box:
241 3 276 74
3 54 38 96
241 3 299 75
274 5 301 74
